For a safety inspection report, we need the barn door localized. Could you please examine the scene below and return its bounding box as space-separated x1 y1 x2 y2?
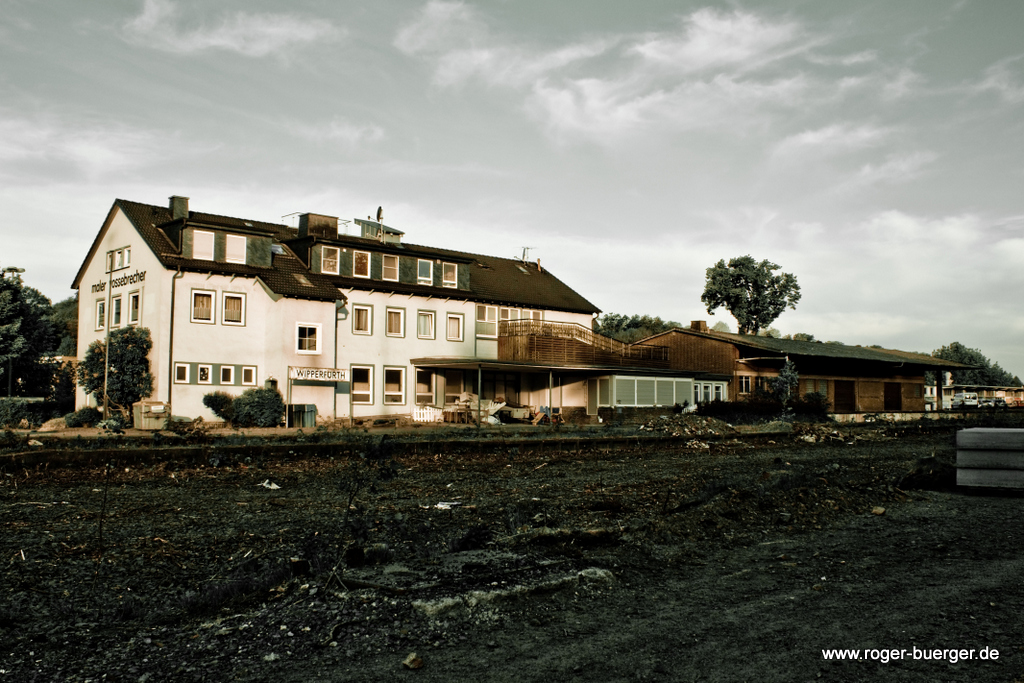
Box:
834 380 856 412
884 382 902 411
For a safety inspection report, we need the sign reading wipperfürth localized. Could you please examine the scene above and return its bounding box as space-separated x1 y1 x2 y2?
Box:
288 366 348 382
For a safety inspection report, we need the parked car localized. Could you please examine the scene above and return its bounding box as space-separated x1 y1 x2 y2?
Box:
951 392 979 409
980 398 994 408
993 397 1009 409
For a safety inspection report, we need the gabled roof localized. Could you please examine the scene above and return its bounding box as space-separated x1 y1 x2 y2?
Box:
638 327 975 369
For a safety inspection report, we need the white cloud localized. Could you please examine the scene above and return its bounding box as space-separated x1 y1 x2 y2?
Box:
394 0 485 56
975 55 1024 103
846 151 937 188
630 8 806 73
286 117 385 147
806 50 877 66
772 123 891 157
123 0 338 57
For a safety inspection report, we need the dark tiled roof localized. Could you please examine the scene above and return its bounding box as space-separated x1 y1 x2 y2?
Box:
641 328 974 369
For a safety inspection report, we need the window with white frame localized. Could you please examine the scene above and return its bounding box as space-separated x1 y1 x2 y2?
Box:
106 247 131 272
476 304 497 337
353 251 370 278
174 363 189 383
417 259 432 285
442 262 457 287
417 311 434 339
128 292 140 325
220 365 234 385
111 295 122 328
241 366 256 386
352 305 371 335
386 308 404 337
296 323 321 354
95 300 105 330
197 364 212 385
193 230 214 260
222 292 245 325
446 313 463 341
416 370 433 404
322 246 340 275
352 366 372 403
444 370 463 404
225 235 246 264
384 367 405 404
738 376 751 394
382 255 399 281
500 307 517 322
191 290 215 323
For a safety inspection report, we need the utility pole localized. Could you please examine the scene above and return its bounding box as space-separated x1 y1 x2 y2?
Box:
1 266 26 398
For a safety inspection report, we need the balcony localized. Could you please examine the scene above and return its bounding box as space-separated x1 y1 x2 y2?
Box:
497 320 670 369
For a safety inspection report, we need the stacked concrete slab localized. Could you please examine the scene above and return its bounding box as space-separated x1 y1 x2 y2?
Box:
956 428 1024 489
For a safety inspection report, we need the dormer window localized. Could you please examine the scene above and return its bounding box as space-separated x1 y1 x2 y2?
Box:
418 259 432 285
225 235 246 264
353 250 370 278
442 262 457 288
322 247 340 275
194 230 214 261
383 255 399 281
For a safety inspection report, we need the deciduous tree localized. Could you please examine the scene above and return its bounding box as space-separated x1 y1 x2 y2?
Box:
701 256 801 335
77 327 154 417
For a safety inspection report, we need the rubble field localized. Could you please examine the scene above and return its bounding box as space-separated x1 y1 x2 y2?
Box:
2 419 1023 682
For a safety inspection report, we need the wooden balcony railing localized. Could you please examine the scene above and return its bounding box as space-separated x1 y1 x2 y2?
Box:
497 320 670 369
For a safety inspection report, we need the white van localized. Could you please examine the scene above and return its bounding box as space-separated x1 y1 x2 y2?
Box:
951 392 979 408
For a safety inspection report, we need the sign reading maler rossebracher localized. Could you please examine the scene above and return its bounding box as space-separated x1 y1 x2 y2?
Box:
288 367 349 382
91 270 146 293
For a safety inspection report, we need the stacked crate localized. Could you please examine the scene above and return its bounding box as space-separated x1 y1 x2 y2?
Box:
956 428 1024 489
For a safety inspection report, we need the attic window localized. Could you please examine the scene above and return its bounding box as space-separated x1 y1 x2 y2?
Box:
516 265 528 274
292 273 313 287
271 244 285 255
476 261 492 270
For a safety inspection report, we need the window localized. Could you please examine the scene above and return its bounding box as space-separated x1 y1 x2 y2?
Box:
476 304 497 337
241 366 256 386
818 379 828 394
128 292 140 325
222 292 245 325
353 250 370 278
193 230 214 260
352 366 372 404
352 305 371 335
500 307 517 322
174 363 189 383
191 290 214 323
111 296 122 328
220 366 234 384
296 323 321 354
714 384 723 401
738 376 751 394
755 376 767 391
124 247 131 268
322 246 340 275
106 247 130 273
382 255 399 281
446 313 463 341
95 300 105 330
416 370 434 404
225 235 246 264
444 370 463 404
106 252 115 273
417 259 432 285
384 367 405 404
386 308 404 337
442 262 457 287
197 364 212 385
417 311 435 339
115 249 124 269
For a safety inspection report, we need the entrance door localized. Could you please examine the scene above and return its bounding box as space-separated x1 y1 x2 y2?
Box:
834 380 856 412
884 382 902 411
587 379 598 415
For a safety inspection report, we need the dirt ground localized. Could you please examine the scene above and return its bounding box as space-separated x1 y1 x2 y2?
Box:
2 419 1024 682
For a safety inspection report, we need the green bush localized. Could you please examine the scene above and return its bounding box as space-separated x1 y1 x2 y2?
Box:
791 392 832 421
64 406 103 428
202 391 237 423
0 399 30 428
232 388 285 428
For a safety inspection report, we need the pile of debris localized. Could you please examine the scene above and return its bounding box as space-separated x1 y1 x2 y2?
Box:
636 414 737 438
791 423 894 444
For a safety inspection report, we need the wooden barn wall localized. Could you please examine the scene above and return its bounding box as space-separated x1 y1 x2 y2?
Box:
637 334 736 374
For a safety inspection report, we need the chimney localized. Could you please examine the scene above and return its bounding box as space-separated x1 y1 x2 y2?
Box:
690 321 709 333
536 258 542 272
298 213 339 240
169 195 189 221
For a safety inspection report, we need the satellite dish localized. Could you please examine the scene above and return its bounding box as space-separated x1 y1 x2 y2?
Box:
376 206 383 223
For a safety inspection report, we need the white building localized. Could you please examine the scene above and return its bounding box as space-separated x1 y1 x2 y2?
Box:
73 196 716 424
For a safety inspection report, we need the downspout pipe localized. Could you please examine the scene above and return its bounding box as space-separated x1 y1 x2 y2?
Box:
167 269 184 421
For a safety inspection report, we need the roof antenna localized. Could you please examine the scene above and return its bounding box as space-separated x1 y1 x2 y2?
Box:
519 246 535 263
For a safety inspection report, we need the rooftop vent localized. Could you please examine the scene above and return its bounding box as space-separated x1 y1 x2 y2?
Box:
691 321 709 333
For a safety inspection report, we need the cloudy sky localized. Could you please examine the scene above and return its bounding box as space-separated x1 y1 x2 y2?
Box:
2 0 1023 375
